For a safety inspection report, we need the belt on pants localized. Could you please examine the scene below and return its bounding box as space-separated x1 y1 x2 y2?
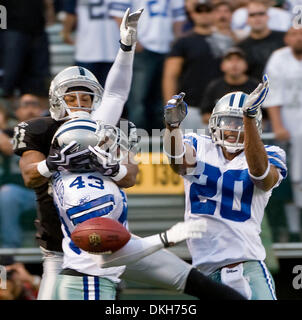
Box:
60 268 90 277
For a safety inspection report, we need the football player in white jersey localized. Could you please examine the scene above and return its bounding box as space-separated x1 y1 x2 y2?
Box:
163 75 287 299
15 7 144 300
50 119 208 300
16 7 246 300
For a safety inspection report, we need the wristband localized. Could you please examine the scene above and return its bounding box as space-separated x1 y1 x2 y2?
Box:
111 165 128 181
163 143 186 159
249 162 270 180
119 40 132 52
37 160 53 178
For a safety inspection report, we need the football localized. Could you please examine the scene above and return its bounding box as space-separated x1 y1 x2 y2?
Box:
71 217 131 253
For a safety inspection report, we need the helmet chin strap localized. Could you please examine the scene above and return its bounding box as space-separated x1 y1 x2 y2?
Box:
68 111 91 119
223 145 244 154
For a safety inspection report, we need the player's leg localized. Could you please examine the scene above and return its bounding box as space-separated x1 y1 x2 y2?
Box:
208 260 277 300
37 248 64 300
244 260 277 300
52 273 116 300
121 248 246 300
121 248 191 291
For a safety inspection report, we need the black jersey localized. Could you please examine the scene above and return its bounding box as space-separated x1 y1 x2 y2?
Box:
13 116 64 251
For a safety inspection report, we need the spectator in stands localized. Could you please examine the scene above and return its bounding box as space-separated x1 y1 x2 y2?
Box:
111 0 186 133
0 0 55 109
200 47 258 125
162 1 221 131
0 94 42 248
238 0 286 81
0 255 40 300
61 0 120 88
263 27 302 241
211 1 239 48
232 0 292 39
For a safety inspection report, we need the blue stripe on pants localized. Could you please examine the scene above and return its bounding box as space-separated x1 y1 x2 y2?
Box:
83 276 89 300
94 276 100 300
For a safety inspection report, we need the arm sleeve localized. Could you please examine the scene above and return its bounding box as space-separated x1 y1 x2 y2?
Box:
13 122 46 156
91 48 135 125
265 145 288 188
89 234 164 268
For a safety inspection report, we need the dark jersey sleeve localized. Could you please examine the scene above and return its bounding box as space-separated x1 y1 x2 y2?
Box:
13 117 61 157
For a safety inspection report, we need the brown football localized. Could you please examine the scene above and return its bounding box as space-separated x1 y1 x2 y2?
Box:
71 217 131 253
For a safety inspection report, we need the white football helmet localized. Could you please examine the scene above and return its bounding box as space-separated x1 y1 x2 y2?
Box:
52 118 137 161
209 91 262 153
49 66 104 121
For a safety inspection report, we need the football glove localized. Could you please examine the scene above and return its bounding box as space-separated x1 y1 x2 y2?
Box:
120 8 144 49
88 145 120 177
242 74 269 118
164 92 188 127
159 219 207 248
46 141 91 172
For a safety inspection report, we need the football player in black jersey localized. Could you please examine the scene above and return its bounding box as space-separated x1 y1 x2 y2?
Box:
13 8 142 299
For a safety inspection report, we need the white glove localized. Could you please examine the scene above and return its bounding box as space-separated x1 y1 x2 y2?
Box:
120 7 144 48
242 74 269 118
164 92 188 127
159 219 207 247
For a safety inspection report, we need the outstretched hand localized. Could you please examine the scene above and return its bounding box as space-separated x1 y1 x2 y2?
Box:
242 74 269 118
164 92 188 128
120 8 144 47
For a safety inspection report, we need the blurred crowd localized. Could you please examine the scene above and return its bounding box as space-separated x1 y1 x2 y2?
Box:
0 0 301 296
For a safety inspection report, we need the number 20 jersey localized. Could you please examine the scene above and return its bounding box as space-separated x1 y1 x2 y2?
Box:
51 171 128 282
182 133 287 276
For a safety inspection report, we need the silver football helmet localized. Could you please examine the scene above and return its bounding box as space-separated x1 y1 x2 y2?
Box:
209 91 262 153
52 118 137 161
49 66 104 121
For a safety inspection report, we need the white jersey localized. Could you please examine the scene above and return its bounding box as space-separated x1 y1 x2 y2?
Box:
109 0 186 53
75 0 120 62
51 171 128 282
182 133 287 276
263 46 302 138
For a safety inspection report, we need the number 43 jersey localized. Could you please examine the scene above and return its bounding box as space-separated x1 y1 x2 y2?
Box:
51 171 128 282
182 133 287 276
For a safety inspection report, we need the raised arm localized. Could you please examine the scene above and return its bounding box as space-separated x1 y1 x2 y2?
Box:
162 93 197 175
91 8 144 125
242 75 280 191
